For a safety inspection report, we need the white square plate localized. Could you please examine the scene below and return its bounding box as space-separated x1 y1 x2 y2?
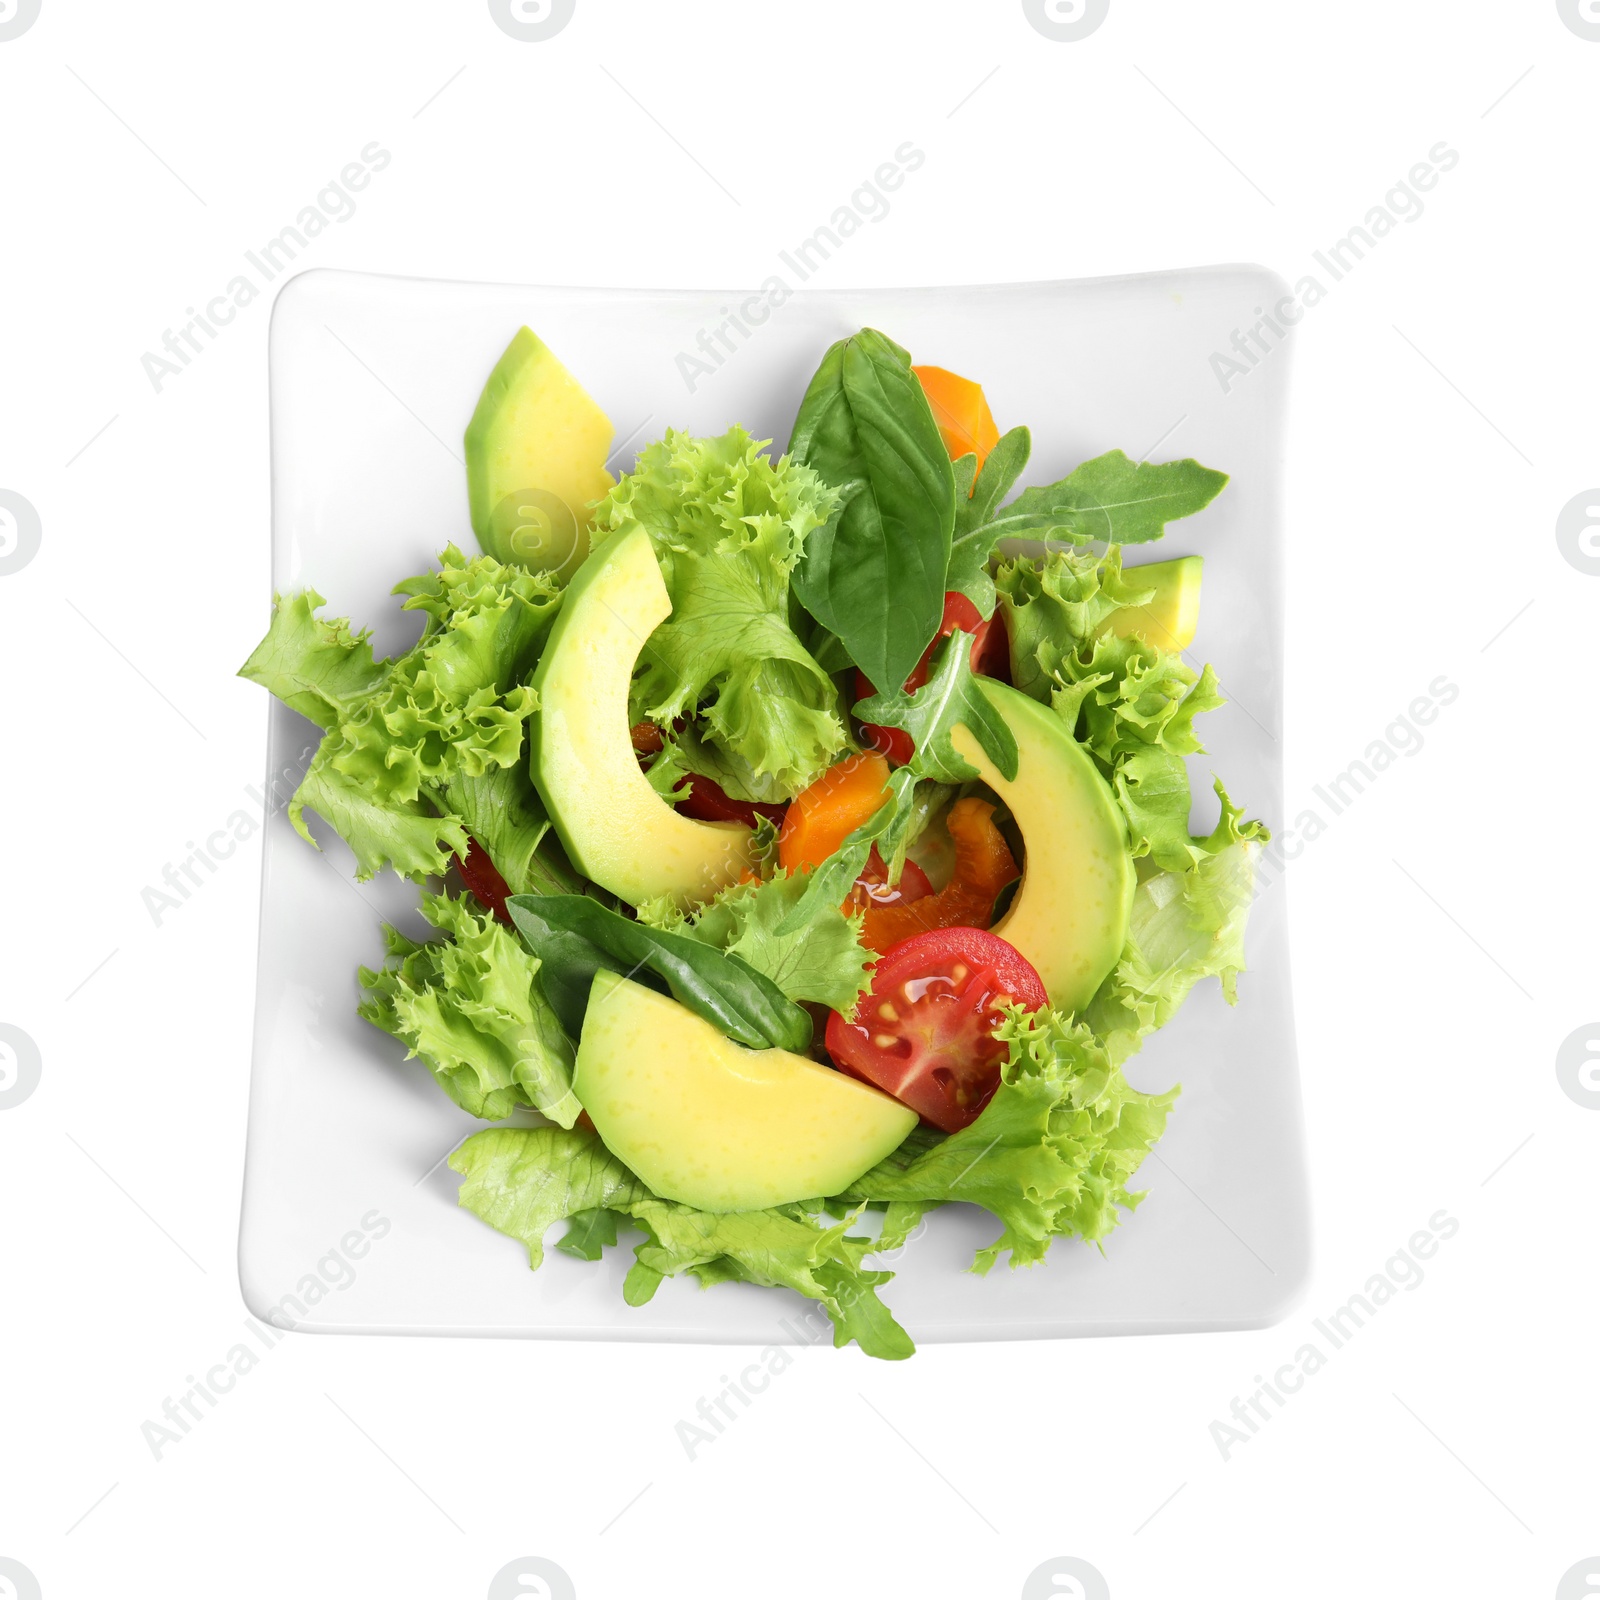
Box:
240 266 1309 1345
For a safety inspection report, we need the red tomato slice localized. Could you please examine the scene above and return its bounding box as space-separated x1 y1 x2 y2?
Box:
857 592 995 766
674 773 787 830
825 927 1048 1133
455 835 514 925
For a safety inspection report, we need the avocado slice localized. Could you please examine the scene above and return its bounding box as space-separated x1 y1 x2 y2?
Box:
530 525 755 909
464 327 616 583
574 970 917 1212
950 680 1134 1014
1100 555 1203 652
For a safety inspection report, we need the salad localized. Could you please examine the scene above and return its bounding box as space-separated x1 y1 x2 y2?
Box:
240 324 1265 1359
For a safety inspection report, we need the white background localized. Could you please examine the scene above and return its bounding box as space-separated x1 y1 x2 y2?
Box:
1 3 1596 1598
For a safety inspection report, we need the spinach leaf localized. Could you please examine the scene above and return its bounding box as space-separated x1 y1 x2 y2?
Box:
505 894 812 1054
945 425 1033 616
851 631 1019 785
789 330 956 692
982 449 1228 546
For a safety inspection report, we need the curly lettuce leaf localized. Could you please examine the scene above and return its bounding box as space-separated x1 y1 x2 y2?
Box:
358 891 580 1126
290 750 469 883
998 546 1242 873
1083 788 1264 1062
655 871 875 1013
843 1004 1176 1272
452 1127 914 1359
592 427 846 800
241 547 563 886
239 589 388 729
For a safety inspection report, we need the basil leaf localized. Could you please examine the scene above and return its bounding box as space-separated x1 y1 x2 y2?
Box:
790 330 956 691
851 632 1019 785
983 449 1228 546
773 768 918 936
505 894 812 1054
945 425 1033 616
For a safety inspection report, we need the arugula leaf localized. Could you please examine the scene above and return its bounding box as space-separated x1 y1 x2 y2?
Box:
850 631 1018 786
773 767 917 935
663 872 874 1013
505 894 812 1054
983 449 1228 546
945 426 1032 616
842 1002 1176 1272
452 1126 915 1358
358 891 580 1126
592 427 846 801
790 330 957 691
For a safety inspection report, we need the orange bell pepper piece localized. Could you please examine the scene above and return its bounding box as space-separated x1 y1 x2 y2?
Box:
857 797 1019 954
912 365 1001 479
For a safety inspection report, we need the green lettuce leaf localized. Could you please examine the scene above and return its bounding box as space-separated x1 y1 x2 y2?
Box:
843 1003 1176 1272
358 891 580 1126
241 546 564 885
452 1126 915 1359
290 751 469 883
998 546 1237 873
983 449 1228 546
1083 790 1264 1062
656 871 875 1013
238 589 388 730
592 427 846 800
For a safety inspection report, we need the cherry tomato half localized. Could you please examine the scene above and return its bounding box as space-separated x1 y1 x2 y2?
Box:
846 846 933 915
825 927 1048 1133
857 592 995 765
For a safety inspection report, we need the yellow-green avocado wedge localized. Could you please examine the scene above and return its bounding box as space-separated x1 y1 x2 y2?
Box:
464 327 616 584
574 971 917 1212
1101 555 1203 652
949 679 1134 1015
530 525 754 909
